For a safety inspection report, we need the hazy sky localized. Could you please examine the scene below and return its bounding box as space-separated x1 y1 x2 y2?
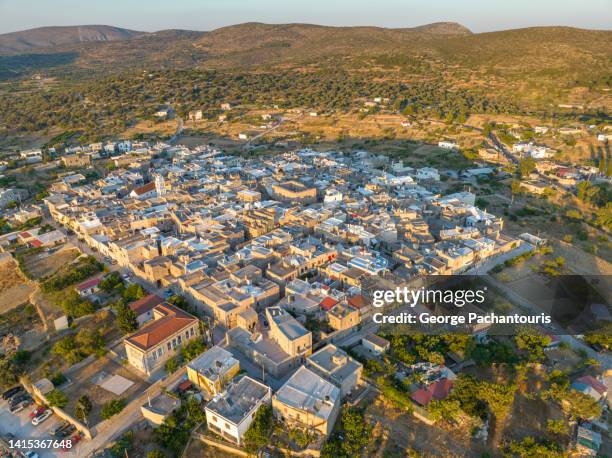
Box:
0 0 610 34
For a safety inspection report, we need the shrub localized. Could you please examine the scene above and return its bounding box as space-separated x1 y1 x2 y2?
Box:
101 399 126 420
46 389 68 408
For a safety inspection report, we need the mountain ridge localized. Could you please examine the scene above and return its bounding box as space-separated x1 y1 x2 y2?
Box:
0 25 144 53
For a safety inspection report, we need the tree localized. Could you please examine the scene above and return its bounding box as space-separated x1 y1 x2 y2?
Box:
101 399 126 420
514 328 551 361
506 437 563 458
122 283 145 302
0 356 20 389
546 419 569 436
518 157 536 177
322 408 371 458
511 179 522 196
543 384 602 420
115 304 138 334
479 381 516 421
165 356 180 374
147 451 166 458
428 399 461 423
76 395 92 423
61 290 95 318
243 404 274 454
584 324 612 351
98 272 123 293
595 203 612 230
46 389 68 408
180 339 206 362
563 391 602 420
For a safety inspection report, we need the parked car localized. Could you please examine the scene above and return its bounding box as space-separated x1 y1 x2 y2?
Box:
29 406 46 419
59 425 76 438
9 398 32 414
24 451 39 458
51 422 71 436
51 422 75 437
9 393 31 408
31 409 53 426
2 386 24 400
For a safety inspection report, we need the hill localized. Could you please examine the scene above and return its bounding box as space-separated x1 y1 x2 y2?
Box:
0 25 144 53
1 22 608 83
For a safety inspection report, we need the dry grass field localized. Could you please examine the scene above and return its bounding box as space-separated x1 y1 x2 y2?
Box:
0 254 34 314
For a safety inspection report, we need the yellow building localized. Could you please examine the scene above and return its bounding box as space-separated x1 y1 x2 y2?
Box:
62 154 91 168
187 345 240 398
327 304 360 331
271 181 317 204
266 306 312 358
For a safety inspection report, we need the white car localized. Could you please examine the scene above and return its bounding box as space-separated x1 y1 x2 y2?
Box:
31 409 53 426
24 451 40 458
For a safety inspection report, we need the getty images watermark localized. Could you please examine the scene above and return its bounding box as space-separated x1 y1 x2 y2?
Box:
370 286 552 326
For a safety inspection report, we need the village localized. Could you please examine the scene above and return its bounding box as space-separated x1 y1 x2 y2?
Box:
0 138 609 458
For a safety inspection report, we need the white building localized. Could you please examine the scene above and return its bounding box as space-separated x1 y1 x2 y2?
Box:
416 167 440 181
205 376 272 446
0 188 28 208
323 188 343 205
438 141 458 150
272 365 341 436
19 150 43 163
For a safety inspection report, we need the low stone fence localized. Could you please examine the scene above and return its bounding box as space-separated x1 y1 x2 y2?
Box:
194 433 248 457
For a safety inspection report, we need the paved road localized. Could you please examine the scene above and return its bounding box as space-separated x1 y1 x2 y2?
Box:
483 274 612 370
244 118 285 149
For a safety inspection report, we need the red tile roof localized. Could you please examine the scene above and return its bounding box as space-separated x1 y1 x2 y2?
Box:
132 181 156 196
125 303 198 352
129 294 164 317
411 378 454 406
577 376 607 395
320 296 339 311
30 239 43 248
348 294 367 309
76 276 102 292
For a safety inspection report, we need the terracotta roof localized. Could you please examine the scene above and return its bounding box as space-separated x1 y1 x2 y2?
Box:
30 239 43 248
76 276 102 291
411 378 454 406
577 376 607 395
348 294 367 309
129 294 164 317
320 296 338 311
132 181 156 196
125 303 198 352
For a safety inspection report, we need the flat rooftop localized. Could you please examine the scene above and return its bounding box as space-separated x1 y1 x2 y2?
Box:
274 365 340 421
206 376 270 425
188 345 239 382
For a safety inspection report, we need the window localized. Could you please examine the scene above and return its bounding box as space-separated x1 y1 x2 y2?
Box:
185 331 189 340
212 416 218 423
167 342 171 351
157 348 163 357
190 328 195 337
177 335 182 344
224 422 230 430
